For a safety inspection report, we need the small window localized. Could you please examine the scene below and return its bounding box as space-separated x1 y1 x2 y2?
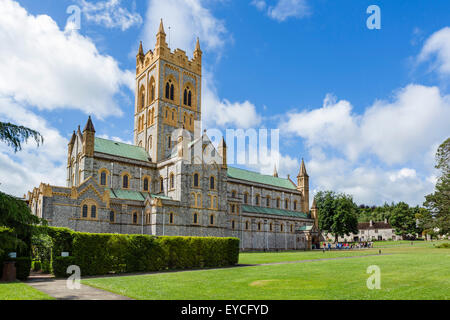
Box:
133 212 138 224
193 173 199 187
143 178 149 192
290 225 293 233
266 197 271 207
245 221 249 230
165 82 170 99
232 220 235 230
123 174 129 189
160 177 164 193
210 176 215 190
294 201 297 210
170 84 174 100
281 224 284 232
276 198 280 208
210 214 214 225
231 204 235 213
170 174 174 189
231 191 236 198
100 171 107 186
285 199 289 209
188 91 192 106
91 205 96 219
256 194 260 206
169 213 174 224
109 211 115 222
82 205 88 218
270 223 273 232
193 213 198 224
244 193 248 204
258 222 261 231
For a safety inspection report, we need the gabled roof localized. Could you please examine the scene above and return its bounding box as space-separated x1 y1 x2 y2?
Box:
94 138 150 162
241 205 309 219
227 167 297 190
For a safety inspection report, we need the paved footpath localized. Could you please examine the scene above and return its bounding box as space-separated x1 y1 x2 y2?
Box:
26 278 132 300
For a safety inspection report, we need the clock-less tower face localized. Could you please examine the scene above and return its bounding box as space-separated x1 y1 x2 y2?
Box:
134 20 202 163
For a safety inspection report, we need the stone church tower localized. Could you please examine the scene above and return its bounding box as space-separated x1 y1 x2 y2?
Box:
297 158 309 212
134 19 202 162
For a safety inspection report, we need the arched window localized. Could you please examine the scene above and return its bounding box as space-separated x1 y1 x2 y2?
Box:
210 176 215 190
244 193 248 204
245 221 249 230
91 205 96 219
266 196 271 207
143 178 149 192
109 211 115 222
193 173 199 187
231 190 236 198
169 213 174 224
276 198 280 208
160 177 164 193
290 224 294 233
170 84 174 100
270 223 273 232
82 205 88 218
165 82 170 99
294 200 297 210
285 199 289 209
122 174 129 189
232 220 235 230
133 212 138 224
255 194 260 206
281 224 284 232
193 213 198 224
100 171 107 186
188 90 192 106
170 173 174 189
258 222 261 231
183 89 188 105
210 214 214 225
151 85 155 102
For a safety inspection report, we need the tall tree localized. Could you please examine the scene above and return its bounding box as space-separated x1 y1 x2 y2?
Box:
0 121 45 257
316 191 358 242
389 202 418 238
424 138 450 235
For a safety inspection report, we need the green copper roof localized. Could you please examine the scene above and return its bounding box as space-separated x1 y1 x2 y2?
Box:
298 225 313 231
108 189 172 201
94 137 150 162
241 205 309 219
227 167 297 190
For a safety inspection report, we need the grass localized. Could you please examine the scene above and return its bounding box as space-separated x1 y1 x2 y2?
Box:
0 282 54 300
83 244 450 300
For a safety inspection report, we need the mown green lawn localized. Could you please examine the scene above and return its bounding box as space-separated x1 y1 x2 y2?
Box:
83 245 450 300
0 282 54 300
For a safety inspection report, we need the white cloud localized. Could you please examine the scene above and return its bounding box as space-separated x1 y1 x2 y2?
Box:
97 134 132 145
77 0 143 31
0 0 133 119
281 84 450 206
418 27 450 77
252 0 310 22
283 85 450 165
143 0 227 54
0 97 67 197
251 0 267 11
202 71 262 128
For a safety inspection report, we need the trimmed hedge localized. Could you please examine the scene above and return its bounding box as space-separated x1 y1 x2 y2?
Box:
48 228 240 277
14 257 32 280
53 256 76 278
47 227 74 260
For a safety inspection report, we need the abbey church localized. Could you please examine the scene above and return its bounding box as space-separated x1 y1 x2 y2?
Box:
27 20 320 251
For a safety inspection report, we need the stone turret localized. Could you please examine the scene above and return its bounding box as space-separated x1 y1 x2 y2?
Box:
297 158 309 213
218 137 227 169
82 116 95 157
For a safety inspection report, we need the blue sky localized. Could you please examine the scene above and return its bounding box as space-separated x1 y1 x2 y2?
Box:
0 0 449 206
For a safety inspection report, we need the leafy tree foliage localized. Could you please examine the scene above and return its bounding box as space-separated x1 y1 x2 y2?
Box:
424 138 450 235
389 202 419 238
0 122 43 153
316 191 358 242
